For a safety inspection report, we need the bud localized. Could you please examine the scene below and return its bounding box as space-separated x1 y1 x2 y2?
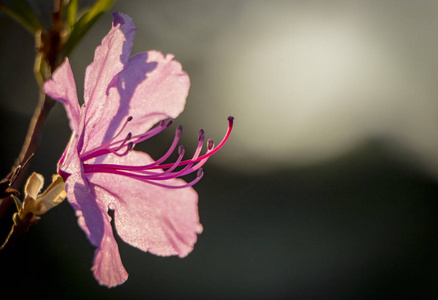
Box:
16 172 66 225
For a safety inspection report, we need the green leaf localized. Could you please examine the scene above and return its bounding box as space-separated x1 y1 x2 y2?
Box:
62 0 116 57
66 0 78 29
0 0 42 34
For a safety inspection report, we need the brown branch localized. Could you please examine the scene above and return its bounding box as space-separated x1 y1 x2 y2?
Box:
0 0 65 248
0 212 35 251
0 92 55 227
14 93 56 188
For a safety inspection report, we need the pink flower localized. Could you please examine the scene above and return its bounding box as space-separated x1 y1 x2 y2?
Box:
44 12 233 287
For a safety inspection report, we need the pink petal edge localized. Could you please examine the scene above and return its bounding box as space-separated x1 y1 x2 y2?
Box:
43 58 80 131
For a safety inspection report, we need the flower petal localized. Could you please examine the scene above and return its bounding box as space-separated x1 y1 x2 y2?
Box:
89 151 202 258
82 50 190 153
116 51 190 135
58 122 84 176
65 172 128 287
91 206 128 288
83 12 136 126
43 58 80 131
65 173 104 247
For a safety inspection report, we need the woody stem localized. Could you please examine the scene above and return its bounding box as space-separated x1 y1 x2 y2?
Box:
0 0 64 246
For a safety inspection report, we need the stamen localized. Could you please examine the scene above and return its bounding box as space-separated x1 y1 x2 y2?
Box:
80 116 133 160
160 145 185 174
148 130 205 180
136 145 186 177
86 166 204 189
137 168 204 189
207 139 214 150
177 139 214 176
150 116 233 169
130 119 173 144
81 117 233 188
105 115 133 144
108 142 133 157
84 125 183 173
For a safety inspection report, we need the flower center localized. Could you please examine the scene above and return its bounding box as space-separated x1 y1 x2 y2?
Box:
80 116 234 189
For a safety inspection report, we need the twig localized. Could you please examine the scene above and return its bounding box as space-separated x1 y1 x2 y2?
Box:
0 0 64 248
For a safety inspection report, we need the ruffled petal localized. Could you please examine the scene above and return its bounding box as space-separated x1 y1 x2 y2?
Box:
65 172 128 287
43 58 80 131
89 151 202 258
82 50 190 153
82 12 136 144
116 51 190 136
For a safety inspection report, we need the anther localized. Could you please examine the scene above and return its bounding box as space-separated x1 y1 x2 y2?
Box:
198 129 204 141
177 125 183 136
178 145 184 155
207 139 214 150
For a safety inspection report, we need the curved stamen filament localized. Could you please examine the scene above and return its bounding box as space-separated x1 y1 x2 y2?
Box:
142 169 204 189
80 117 233 187
85 128 204 180
80 116 133 159
84 125 183 173
149 116 233 170
80 118 173 162
143 130 204 180
81 132 133 161
88 167 204 189
108 142 134 157
179 139 215 175
129 119 173 144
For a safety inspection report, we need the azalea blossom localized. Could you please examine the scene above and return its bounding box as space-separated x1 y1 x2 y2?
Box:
44 12 233 287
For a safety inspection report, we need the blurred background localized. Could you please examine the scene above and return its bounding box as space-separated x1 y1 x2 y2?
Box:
1 0 438 299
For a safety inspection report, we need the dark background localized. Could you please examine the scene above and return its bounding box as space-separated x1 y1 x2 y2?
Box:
1 1 438 299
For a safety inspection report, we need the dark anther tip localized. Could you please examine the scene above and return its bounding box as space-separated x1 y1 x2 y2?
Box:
178 145 185 155
198 129 205 140
207 139 214 150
